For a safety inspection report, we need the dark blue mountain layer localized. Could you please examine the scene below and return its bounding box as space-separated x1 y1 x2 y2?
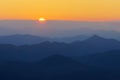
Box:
0 35 120 62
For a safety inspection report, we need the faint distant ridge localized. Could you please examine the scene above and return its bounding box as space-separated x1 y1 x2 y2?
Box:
54 35 90 43
0 34 49 45
0 34 91 45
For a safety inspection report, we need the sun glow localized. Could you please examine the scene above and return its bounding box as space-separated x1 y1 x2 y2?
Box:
39 18 46 22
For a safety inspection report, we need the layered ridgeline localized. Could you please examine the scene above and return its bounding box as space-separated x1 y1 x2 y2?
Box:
0 35 120 62
0 35 120 79
0 34 120 45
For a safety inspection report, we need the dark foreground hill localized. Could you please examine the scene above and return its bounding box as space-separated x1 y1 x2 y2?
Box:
76 50 120 69
0 55 119 80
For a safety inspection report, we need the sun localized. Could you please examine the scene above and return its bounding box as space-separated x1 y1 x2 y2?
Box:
39 18 46 22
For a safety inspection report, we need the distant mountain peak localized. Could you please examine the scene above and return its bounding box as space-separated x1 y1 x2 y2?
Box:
89 35 105 40
80 35 120 46
83 35 107 42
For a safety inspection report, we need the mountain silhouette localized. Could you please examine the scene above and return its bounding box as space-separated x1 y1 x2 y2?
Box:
69 35 120 55
85 35 106 41
83 35 120 43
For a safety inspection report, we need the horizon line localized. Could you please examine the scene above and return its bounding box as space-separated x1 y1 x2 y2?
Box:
0 19 120 22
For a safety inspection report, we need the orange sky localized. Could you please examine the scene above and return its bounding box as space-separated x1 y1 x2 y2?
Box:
0 0 120 21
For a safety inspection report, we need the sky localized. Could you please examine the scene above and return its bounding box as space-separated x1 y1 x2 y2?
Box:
0 0 120 21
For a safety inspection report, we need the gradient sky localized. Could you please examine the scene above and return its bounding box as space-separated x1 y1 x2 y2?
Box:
0 0 120 21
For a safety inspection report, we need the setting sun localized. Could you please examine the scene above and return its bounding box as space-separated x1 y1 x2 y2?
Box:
39 18 46 22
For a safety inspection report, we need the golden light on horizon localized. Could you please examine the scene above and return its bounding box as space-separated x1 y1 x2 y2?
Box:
39 18 46 22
